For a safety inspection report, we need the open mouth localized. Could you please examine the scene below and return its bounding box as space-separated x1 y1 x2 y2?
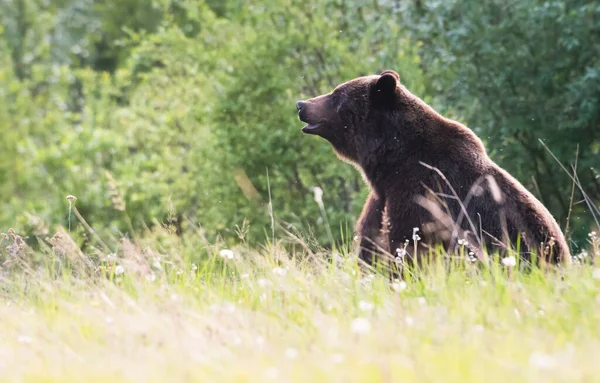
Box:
301 123 321 134
297 105 323 135
298 115 323 135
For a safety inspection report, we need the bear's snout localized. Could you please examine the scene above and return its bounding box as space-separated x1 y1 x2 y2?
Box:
296 100 311 124
296 99 324 135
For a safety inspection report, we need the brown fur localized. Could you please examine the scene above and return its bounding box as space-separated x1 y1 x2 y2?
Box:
296 70 570 267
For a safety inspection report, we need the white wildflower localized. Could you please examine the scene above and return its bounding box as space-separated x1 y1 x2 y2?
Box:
107 253 117 260
412 227 421 241
191 264 198 271
405 316 414 326
285 348 299 360
395 247 406 267
468 252 477 263
272 267 287 277
529 352 555 370
417 297 427 306
114 265 125 275
17 335 32 344
258 278 272 287
358 300 374 312
392 280 407 292
219 249 235 259
502 256 516 267
145 273 156 282
578 250 588 260
351 317 371 334
457 238 467 246
313 186 323 203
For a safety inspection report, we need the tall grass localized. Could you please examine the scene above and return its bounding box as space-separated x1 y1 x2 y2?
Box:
0 219 599 382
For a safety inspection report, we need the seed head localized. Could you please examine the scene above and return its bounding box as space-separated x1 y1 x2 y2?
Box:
285 348 298 360
358 300 374 312
272 267 287 277
219 249 235 260
313 186 323 203
392 280 407 292
502 256 516 267
351 317 371 334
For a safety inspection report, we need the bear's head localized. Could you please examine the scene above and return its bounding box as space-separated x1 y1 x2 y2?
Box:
296 70 402 163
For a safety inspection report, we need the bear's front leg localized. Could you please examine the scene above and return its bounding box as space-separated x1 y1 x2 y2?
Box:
355 190 386 265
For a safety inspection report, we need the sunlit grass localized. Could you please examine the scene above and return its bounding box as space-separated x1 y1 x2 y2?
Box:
0 227 599 383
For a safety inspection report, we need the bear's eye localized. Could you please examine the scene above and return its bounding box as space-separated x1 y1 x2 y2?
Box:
331 90 345 105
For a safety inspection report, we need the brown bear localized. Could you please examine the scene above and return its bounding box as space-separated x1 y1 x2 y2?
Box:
296 70 570 267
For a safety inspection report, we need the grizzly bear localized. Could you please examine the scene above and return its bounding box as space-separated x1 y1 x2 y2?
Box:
296 70 570 267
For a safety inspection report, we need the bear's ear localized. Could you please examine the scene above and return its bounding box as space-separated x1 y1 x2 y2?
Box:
380 70 400 81
373 70 399 98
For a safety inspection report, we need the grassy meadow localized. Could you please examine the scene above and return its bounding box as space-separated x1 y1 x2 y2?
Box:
1 214 599 383
2 1 600 382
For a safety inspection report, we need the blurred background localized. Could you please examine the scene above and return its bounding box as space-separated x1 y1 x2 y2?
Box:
0 0 598 252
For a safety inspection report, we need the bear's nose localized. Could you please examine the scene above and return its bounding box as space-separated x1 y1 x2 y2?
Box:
296 101 305 112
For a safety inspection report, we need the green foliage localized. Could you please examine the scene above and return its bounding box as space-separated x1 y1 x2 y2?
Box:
0 0 424 246
208 2 424 243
